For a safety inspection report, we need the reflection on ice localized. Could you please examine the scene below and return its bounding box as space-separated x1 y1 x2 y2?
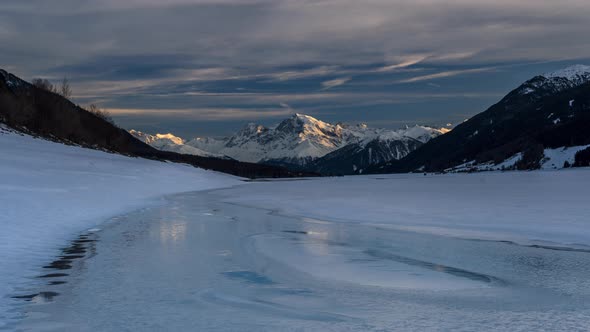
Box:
158 221 187 243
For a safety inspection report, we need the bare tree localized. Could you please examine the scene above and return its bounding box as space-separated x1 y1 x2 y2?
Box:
88 104 114 124
31 78 56 93
59 77 72 99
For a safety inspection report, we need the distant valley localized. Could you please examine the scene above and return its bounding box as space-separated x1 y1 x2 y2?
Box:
3 64 590 177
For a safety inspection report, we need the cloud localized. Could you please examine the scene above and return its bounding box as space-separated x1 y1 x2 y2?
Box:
396 67 496 83
321 77 352 90
109 107 293 121
267 66 337 81
377 55 428 72
2 0 590 135
3 0 590 77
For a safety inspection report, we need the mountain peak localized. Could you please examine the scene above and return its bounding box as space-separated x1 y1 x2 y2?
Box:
276 113 331 134
237 123 267 137
518 64 590 97
293 113 319 121
543 64 590 80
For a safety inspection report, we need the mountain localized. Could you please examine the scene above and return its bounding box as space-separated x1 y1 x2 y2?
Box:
0 69 311 178
367 65 590 173
129 130 226 158
132 114 448 174
189 114 365 165
309 125 449 175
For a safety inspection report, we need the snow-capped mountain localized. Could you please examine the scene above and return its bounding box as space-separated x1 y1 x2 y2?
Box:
130 114 449 173
129 130 184 147
310 126 450 175
196 114 364 164
129 130 225 158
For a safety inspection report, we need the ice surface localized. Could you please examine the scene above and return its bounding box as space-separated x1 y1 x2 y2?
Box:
0 127 240 327
13 190 590 331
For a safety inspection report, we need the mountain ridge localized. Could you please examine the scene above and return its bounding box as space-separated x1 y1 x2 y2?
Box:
131 113 449 174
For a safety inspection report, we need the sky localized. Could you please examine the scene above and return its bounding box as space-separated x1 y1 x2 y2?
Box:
1 0 590 138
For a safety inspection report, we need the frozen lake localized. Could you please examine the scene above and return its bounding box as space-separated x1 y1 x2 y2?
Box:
10 186 590 331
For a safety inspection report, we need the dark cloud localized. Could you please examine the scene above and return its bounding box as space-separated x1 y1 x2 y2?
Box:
1 1 589 136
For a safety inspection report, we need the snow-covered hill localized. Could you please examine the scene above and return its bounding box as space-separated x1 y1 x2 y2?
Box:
131 114 449 171
370 64 590 174
0 125 241 327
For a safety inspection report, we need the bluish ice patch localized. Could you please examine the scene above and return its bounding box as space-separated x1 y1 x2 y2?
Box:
221 271 275 285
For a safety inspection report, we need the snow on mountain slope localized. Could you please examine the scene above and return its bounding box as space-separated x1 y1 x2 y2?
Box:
0 125 241 327
132 114 448 168
311 137 425 175
402 125 451 143
444 144 590 173
519 64 590 96
192 114 354 164
543 64 590 81
444 154 524 173
541 145 590 170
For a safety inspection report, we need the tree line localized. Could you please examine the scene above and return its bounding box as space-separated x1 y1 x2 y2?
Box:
32 77 71 99
31 76 113 124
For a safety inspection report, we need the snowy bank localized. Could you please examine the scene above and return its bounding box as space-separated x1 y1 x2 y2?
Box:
0 127 242 326
219 170 590 247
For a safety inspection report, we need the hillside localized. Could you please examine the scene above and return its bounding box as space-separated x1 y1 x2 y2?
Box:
368 65 590 173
